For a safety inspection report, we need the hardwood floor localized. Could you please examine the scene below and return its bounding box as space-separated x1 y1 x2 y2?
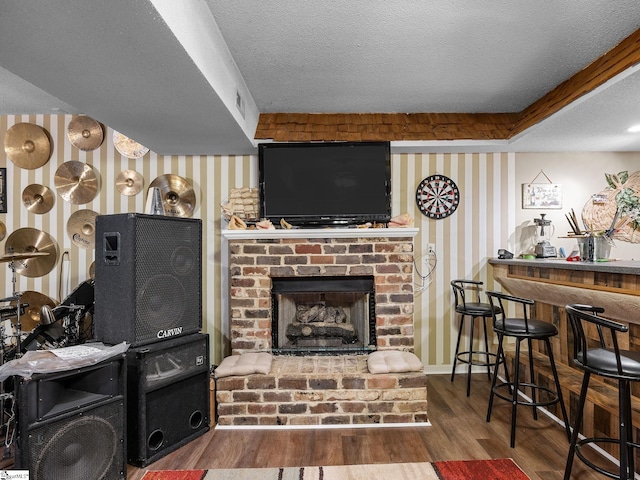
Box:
126 373 618 480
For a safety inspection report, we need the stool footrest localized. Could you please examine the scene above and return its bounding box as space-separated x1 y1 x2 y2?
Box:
455 350 497 368
492 382 560 408
575 437 640 479
507 348 640 427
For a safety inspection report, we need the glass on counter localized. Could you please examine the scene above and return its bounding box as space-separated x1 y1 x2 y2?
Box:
577 235 612 262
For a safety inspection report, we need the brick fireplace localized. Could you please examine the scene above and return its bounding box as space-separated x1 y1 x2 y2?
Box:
224 229 418 355
218 228 427 426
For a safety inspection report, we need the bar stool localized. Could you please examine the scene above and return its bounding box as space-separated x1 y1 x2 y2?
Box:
564 304 640 480
450 280 500 396
485 291 570 448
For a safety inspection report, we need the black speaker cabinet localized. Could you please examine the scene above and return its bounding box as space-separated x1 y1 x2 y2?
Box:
126 333 210 467
94 213 202 347
14 355 126 480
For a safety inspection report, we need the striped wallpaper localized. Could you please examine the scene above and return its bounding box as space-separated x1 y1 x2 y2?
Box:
0 114 514 371
397 152 514 371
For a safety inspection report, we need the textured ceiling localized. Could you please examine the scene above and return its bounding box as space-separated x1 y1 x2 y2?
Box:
208 1 639 113
0 1 639 155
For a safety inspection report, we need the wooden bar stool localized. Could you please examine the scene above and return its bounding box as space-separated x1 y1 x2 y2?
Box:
450 280 500 397
485 291 570 448
564 304 640 480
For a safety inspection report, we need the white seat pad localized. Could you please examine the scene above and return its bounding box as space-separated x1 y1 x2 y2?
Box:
214 352 273 378
367 350 424 374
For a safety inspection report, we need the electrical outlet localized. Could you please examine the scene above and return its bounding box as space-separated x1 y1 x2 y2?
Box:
427 243 436 254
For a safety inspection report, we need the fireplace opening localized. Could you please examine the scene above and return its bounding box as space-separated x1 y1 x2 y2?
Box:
271 276 376 355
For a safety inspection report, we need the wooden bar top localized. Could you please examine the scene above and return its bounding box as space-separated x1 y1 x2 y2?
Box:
489 257 640 275
489 257 640 323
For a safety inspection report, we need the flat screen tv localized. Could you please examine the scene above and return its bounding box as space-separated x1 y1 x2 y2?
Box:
259 142 391 228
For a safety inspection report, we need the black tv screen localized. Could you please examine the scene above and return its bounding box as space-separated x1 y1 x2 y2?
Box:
259 142 391 228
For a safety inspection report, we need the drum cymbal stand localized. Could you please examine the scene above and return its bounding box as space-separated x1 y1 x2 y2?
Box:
0 253 23 454
11 293 22 361
5 258 24 359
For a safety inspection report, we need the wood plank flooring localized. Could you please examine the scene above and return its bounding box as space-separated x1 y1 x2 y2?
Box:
126 373 619 480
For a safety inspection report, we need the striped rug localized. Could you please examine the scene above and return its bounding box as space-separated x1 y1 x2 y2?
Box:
141 458 530 480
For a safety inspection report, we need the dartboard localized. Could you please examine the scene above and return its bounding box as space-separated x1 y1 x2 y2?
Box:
415 175 460 219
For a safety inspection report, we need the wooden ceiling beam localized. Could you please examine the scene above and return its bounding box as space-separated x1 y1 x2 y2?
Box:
511 27 640 137
254 112 518 142
254 28 640 143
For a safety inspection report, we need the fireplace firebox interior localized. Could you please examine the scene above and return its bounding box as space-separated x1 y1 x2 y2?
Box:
271 276 376 355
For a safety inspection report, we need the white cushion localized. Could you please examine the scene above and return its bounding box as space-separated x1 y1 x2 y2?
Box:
214 352 273 378
367 350 424 374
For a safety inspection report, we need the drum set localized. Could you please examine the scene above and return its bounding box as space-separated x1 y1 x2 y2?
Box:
0 249 94 364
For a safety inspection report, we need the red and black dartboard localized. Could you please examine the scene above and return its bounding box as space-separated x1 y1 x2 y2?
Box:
415 175 460 219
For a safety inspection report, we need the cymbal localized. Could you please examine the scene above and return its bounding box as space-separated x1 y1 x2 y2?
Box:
89 261 95 279
54 161 100 204
149 174 196 218
22 184 55 214
5 228 58 277
0 222 5 242
116 169 143 196
67 116 104 151
67 209 98 249
3 123 51 169
113 130 149 159
10 291 56 331
0 251 49 263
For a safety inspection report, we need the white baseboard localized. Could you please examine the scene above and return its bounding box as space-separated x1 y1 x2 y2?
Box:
423 364 490 375
214 421 432 430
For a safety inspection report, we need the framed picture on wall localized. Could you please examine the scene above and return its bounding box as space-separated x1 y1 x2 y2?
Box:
0 168 6 214
522 183 562 209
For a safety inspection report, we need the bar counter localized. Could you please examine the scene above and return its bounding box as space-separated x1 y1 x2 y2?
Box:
489 257 640 275
489 257 640 465
489 258 640 323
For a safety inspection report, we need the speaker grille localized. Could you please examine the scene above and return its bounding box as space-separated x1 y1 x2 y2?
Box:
127 333 210 467
138 333 209 390
140 372 209 465
135 273 187 338
94 214 202 346
28 400 124 480
134 218 200 344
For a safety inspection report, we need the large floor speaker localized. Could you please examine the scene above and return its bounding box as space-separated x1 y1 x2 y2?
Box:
94 213 202 347
126 333 210 467
14 356 126 480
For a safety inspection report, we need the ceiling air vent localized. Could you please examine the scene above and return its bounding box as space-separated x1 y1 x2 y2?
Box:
235 90 245 118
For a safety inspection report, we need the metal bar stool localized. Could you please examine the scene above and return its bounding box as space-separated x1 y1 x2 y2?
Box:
485 291 571 448
564 304 640 480
450 280 500 396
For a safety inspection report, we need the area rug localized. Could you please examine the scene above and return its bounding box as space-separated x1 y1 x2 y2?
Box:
141 458 530 480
